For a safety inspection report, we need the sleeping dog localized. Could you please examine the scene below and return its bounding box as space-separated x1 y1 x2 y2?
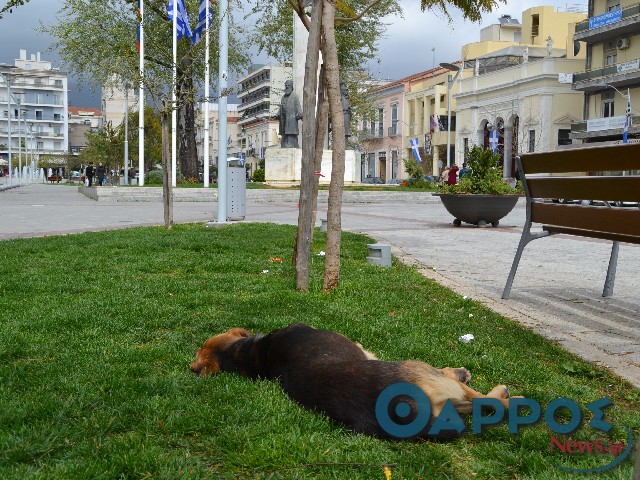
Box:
190 323 516 440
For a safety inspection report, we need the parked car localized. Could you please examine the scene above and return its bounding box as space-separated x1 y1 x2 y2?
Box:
423 175 437 182
386 178 403 184
362 176 384 185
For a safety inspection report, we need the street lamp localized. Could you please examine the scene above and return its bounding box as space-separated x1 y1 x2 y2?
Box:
605 84 631 144
439 62 462 168
0 65 18 186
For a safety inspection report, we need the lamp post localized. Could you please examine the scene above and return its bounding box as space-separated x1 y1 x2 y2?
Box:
605 84 631 144
1 65 18 186
439 62 462 168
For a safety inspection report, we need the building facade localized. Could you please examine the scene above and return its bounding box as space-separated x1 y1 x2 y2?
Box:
101 76 137 128
194 103 240 179
237 64 292 176
454 6 587 176
572 0 640 144
0 50 68 173
68 106 102 155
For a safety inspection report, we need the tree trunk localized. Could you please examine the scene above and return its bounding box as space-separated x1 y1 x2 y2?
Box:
177 53 198 180
161 101 173 229
311 65 329 241
321 0 345 292
295 0 323 291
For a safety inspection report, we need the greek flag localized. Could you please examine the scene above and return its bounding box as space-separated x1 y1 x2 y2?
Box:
192 0 214 45
167 0 193 42
410 137 421 163
489 130 499 153
436 114 445 131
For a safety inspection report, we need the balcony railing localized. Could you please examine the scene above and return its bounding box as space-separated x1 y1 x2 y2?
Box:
573 58 640 91
575 3 640 34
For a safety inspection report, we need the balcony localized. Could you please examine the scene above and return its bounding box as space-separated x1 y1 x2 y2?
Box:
574 4 640 43
388 126 398 137
570 114 639 141
573 58 640 92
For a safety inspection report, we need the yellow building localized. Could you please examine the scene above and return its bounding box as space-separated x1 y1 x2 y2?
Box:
572 0 640 144
454 6 587 176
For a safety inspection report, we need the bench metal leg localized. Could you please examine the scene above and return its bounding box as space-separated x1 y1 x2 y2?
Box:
602 241 619 297
502 230 550 300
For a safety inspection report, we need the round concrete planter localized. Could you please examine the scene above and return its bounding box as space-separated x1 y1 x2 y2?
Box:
434 193 520 227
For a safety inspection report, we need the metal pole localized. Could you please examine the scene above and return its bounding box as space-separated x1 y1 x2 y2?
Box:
138 0 145 186
124 84 129 185
5 75 12 186
17 100 22 185
217 0 228 223
171 0 177 187
446 74 452 168
203 0 210 188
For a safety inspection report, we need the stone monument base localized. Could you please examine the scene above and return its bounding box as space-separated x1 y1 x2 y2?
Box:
265 148 359 185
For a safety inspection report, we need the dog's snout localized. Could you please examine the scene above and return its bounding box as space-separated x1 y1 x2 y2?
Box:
190 362 203 374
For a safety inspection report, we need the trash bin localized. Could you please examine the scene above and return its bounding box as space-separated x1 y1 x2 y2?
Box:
227 157 246 221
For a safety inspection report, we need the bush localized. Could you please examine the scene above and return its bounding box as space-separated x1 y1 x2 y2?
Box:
403 157 425 181
252 168 265 182
145 169 164 185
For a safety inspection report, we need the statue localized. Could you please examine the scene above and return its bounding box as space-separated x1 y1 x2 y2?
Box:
546 36 554 57
340 80 352 138
522 46 529 63
276 79 303 148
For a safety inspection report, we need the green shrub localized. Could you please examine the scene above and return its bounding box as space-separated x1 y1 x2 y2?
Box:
145 169 164 185
439 146 523 195
253 168 265 182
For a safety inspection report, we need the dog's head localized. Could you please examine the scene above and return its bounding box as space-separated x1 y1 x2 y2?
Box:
190 328 251 376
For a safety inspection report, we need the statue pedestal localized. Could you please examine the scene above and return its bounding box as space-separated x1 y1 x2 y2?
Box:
265 148 360 185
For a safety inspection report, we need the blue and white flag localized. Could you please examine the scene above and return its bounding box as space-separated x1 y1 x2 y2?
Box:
436 114 445 131
192 0 214 44
167 0 193 41
410 137 421 163
489 130 499 153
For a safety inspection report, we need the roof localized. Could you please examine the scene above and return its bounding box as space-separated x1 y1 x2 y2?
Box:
375 62 463 92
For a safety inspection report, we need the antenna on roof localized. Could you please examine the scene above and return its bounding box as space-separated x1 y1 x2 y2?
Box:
431 48 435 69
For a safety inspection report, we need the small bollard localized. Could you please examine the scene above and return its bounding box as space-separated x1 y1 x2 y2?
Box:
320 218 327 232
366 243 392 267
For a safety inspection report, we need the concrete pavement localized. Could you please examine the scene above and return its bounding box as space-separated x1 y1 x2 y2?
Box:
2 183 639 387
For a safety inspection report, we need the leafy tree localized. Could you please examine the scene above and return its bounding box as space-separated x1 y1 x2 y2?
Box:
0 0 31 18
41 0 250 179
120 105 163 172
78 123 123 175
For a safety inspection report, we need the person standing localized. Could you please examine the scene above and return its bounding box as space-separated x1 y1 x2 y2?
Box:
85 162 95 187
447 164 460 185
439 166 450 183
96 162 107 186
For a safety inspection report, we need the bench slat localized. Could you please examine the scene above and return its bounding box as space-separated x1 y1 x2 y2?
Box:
527 176 640 202
519 143 640 174
543 226 640 244
531 203 640 239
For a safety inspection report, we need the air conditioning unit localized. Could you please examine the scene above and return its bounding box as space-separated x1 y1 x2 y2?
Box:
617 38 630 50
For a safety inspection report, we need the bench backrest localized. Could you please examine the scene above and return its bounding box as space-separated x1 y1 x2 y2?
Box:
516 143 640 241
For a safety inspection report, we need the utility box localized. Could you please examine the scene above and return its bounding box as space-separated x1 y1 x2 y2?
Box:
227 158 246 221
366 243 392 267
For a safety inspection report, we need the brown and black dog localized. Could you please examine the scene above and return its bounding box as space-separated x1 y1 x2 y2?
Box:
190 323 516 440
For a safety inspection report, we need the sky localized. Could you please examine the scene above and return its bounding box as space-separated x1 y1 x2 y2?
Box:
0 0 587 108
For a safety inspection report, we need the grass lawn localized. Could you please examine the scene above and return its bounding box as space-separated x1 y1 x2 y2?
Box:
0 223 638 479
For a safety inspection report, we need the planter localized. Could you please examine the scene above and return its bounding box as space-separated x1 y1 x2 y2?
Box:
434 193 519 227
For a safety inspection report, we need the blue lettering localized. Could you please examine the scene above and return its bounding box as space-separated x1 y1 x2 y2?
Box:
471 398 505 434
545 398 581 434
587 397 613 432
428 400 465 435
508 398 541 434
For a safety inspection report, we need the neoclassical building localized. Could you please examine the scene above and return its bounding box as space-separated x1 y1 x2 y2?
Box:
454 6 587 177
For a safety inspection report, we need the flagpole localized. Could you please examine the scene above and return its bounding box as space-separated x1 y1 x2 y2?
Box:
217 0 228 223
138 0 145 186
203 0 210 188
171 0 178 187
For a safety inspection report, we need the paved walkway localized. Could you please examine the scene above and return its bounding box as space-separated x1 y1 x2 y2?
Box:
2 183 639 387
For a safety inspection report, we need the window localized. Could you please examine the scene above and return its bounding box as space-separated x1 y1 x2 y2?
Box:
368 152 375 177
463 138 469 161
37 141 44 149
35 110 43 120
53 95 61 105
604 42 617 67
557 129 571 146
54 141 62 150
532 14 539 37
53 113 61 121
602 91 615 117
377 108 384 137
607 0 620 11
390 103 398 136
36 93 45 104
528 130 536 153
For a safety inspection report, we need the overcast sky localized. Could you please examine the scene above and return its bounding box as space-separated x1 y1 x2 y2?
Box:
0 0 587 108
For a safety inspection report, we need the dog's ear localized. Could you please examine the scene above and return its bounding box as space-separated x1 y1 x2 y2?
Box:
229 328 250 338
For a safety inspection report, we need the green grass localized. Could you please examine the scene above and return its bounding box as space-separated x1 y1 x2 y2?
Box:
0 223 638 479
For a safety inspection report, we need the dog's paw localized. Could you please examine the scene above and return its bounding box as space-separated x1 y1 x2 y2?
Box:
489 384 510 399
454 367 471 384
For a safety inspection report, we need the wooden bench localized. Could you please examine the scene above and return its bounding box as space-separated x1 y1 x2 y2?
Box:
502 143 640 299
48 175 63 183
